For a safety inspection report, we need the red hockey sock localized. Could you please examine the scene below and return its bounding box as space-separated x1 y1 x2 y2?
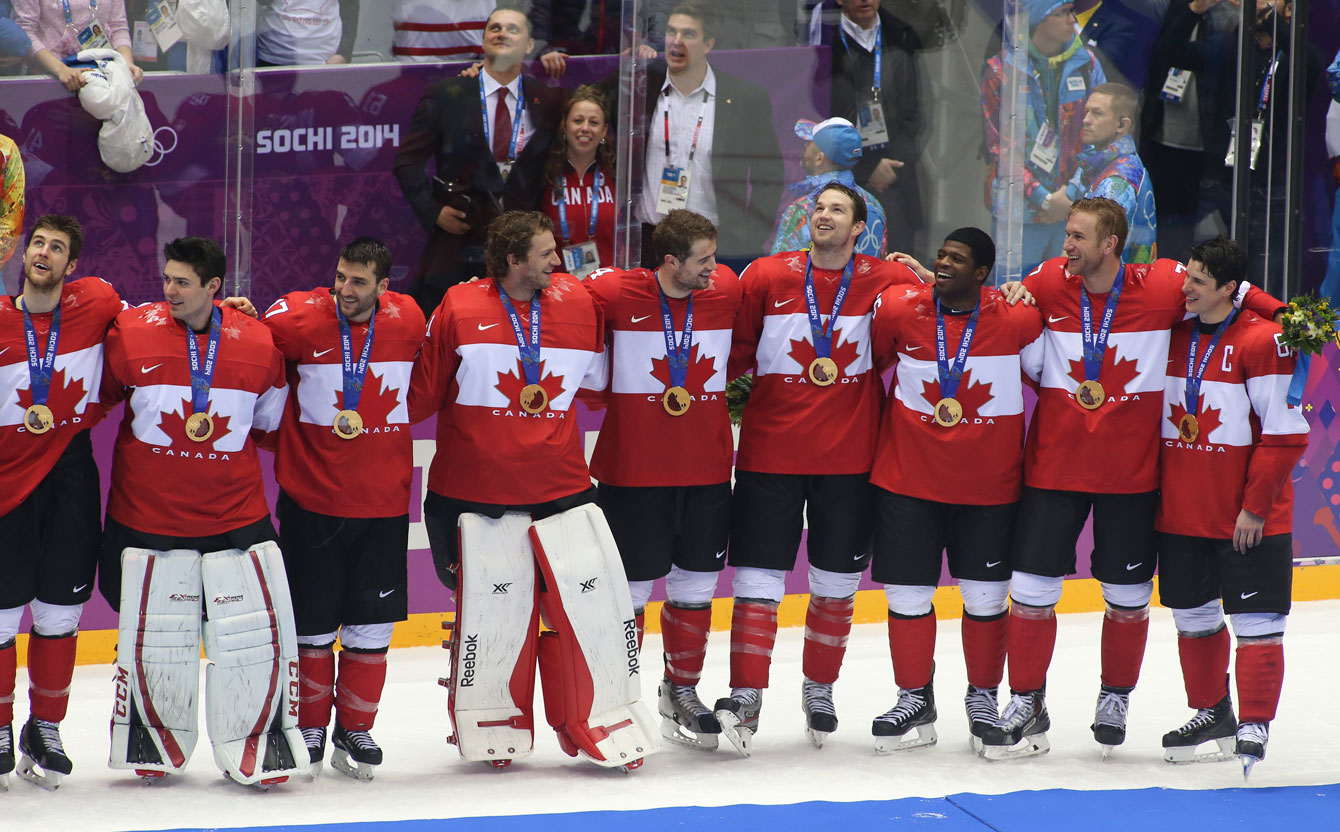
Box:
27 630 76 722
635 611 645 652
1100 605 1150 689
661 604 711 686
335 647 389 731
728 601 778 690
1006 603 1056 693
1235 639 1285 723
888 610 936 690
298 643 336 729
1177 626 1230 708
803 595 855 685
962 611 1007 689
0 640 15 725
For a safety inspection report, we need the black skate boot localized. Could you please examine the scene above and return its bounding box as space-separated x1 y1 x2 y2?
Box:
302 726 328 773
982 689 1050 761
1236 721 1269 780
872 684 937 753
1091 685 1132 759
331 724 382 782
964 685 1000 755
713 687 761 758
801 679 838 748
1162 695 1236 764
17 717 72 790
659 678 721 751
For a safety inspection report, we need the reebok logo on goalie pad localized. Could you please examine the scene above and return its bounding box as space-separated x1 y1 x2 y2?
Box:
625 619 640 677
580 578 598 593
459 634 479 687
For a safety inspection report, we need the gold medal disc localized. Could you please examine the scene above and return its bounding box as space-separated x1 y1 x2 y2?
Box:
334 409 364 439
24 403 54 435
933 397 963 427
662 386 691 416
1178 413 1199 444
184 412 214 443
808 357 839 386
519 383 549 414
1076 379 1106 410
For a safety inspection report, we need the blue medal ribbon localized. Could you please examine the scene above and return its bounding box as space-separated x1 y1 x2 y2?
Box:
480 78 526 163
22 304 61 408
1079 268 1126 382
935 298 980 400
336 304 376 413
1185 311 1237 416
557 166 602 244
498 290 541 387
185 306 221 416
804 256 855 360
657 283 694 390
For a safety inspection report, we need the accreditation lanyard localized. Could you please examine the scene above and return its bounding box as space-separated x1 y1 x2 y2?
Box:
657 284 695 390
934 298 980 400
1184 311 1237 414
804 256 855 359
1256 51 1283 118
558 166 602 242
22 305 61 408
663 89 708 167
1079 268 1125 382
839 21 881 93
186 306 222 416
63 0 96 28
336 305 376 413
499 291 541 387
480 78 526 163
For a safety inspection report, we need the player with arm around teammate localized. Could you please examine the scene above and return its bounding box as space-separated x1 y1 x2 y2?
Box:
1155 238 1308 777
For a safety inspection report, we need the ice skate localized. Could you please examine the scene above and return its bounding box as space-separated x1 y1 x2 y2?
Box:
331 725 382 782
801 679 838 748
0 723 12 791
713 687 761 758
658 678 721 751
982 690 1050 761
1162 696 1236 764
1236 721 1269 780
964 685 999 755
302 726 328 775
17 717 72 790
872 684 937 753
1091 685 1130 759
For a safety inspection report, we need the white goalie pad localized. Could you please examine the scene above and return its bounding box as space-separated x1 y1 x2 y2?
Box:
450 513 539 763
529 505 660 768
110 548 203 775
201 542 305 786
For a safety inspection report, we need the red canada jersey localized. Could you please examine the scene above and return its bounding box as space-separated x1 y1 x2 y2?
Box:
583 266 742 487
408 274 606 506
871 285 1045 505
729 251 923 475
1022 257 1282 493
542 163 615 270
102 303 288 536
0 277 123 515
1157 312 1308 538
264 289 426 518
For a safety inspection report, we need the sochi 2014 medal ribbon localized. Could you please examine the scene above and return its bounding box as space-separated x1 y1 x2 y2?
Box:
1180 310 1237 443
803 255 854 387
184 306 222 443
333 304 376 439
499 289 547 414
1076 268 1126 411
933 298 981 427
21 303 61 435
658 283 695 416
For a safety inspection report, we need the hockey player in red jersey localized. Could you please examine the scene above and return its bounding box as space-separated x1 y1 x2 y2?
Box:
583 210 741 752
985 199 1285 760
263 237 426 780
717 182 922 755
868 228 1044 755
1154 238 1308 777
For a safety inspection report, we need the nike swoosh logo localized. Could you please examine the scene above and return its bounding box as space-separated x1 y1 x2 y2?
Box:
1125 562 1143 571
1048 315 1069 324
478 322 500 331
73 584 88 593
140 364 162 374
1240 591 1258 599
715 550 726 559
774 299 796 308
631 314 652 323
0 347 7 357
985 561 1001 568
313 348 334 358
379 589 395 598
904 346 924 352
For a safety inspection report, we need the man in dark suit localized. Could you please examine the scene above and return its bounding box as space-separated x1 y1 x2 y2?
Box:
394 5 565 315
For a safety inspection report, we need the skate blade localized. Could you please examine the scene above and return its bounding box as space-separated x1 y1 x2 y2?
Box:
0 771 9 791
969 735 985 756
487 758 512 769
1240 753 1262 780
1101 744 1115 760
136 769 168 784
660 717 720 752
16 756 63 791
1163 737 1236 765
330 749 376 782
307 759 324 779
805 727 829 749
873 723 938 755
982 733 1050 762
715 710 753 758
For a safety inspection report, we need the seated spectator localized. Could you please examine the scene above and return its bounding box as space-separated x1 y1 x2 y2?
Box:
255 0 358 67
13 0 142 90
541 85 616 277
773 117 886 257
0 0 33 75
391 0 494 63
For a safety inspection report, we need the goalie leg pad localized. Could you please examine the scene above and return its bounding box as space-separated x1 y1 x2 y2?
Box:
449 513 539 763
110 548 203 775
529 505 660 768
201 543 305 786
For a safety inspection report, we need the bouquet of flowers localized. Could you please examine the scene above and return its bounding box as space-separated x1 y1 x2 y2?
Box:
1277 295 1338 405
726 374 753 425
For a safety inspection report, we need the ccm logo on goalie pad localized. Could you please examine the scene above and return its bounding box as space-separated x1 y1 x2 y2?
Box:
625 619 640 678
114 665 130 718
459 634 479 687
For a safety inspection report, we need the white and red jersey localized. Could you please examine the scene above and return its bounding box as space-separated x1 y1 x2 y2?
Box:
263 289 426 519
102 303 288 536
0 277 122 515
408 274 606 505
584 266 741 487
870 284 1045 505
1157 312 1308 539
1022 257 1283 493
729 251 922 475
542 163 616 270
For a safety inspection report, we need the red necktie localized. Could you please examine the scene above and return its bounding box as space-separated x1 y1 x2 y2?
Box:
493 87 512 162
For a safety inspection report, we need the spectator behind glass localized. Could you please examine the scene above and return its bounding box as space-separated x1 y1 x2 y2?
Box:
773 117 887 258
391 0 494 63
1071 0 1154 89
0 0 33 74
532 0 620 58
256 0 358 66
541 85 616 276
13 0 143 90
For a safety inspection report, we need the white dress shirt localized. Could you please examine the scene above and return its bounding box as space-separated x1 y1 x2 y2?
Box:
480 68 536 160
637 65 719 225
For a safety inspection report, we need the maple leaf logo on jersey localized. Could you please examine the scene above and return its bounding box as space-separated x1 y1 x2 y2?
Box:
382 302 402 320
1168 401 1223 443
783 255 804 272
649 344 716 391
788 330 860 378
16 368 88 420
141 305 168 326
1066 351 1140 397
495 360 566 409
920 369 994 418
334 370 401 426
159 398 233 448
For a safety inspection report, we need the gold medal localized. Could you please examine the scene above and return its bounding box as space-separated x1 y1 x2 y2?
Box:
1076 379 1106 410
933 397 963 427
662 386 691 416
184 412 214 443
808 357 839 386
519 383 548 414
24 404 54 435
334 409 364 439
1178 413 1199 443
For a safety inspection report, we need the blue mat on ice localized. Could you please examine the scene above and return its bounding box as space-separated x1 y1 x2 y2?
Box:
153 785 1339 831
